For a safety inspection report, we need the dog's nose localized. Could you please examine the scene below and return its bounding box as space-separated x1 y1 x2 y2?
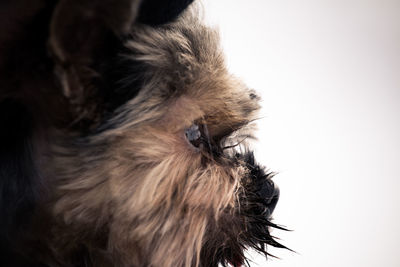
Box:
267 185 279 216
259 180 280 217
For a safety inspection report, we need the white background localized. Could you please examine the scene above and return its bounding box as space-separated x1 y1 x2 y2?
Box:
203 1 400 266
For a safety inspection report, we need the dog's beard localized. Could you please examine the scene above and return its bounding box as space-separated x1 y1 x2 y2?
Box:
50 130 284 267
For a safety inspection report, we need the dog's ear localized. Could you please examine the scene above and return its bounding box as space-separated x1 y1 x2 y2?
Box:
49 0 194 116
137 0 194 25
49 0 141 110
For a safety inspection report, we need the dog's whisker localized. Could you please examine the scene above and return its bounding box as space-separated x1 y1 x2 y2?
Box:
223 136 251 150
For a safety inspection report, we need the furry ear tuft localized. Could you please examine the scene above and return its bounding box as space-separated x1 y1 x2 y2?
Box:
48 0 195 123
48 0 141 110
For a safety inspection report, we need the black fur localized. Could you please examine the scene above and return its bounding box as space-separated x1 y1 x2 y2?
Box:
0 99 42 266
97 43 148 115
137 0 195 26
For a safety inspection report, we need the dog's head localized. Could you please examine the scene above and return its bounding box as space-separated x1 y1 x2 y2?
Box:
25 1 286 266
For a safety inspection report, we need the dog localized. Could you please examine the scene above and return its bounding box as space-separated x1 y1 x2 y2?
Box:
0 0 286 266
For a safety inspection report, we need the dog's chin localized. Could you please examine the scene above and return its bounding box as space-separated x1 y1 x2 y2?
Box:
239 153 286 263
198 151 285 267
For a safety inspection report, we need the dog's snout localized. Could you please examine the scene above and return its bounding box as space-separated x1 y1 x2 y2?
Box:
259 180 279 217
267 184 279 216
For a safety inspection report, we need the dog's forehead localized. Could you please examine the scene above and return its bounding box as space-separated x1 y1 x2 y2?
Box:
122 11 261 129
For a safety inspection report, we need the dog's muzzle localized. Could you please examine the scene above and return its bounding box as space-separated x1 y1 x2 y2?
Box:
261 181 279 218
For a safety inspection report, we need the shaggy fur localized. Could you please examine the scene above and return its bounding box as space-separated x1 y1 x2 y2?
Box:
0 1 286 266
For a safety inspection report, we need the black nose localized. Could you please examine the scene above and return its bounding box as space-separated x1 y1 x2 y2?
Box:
258 180 280 217
267 184 279 216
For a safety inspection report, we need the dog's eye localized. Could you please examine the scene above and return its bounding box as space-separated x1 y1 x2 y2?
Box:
185 124 202 148
185 123 210 148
